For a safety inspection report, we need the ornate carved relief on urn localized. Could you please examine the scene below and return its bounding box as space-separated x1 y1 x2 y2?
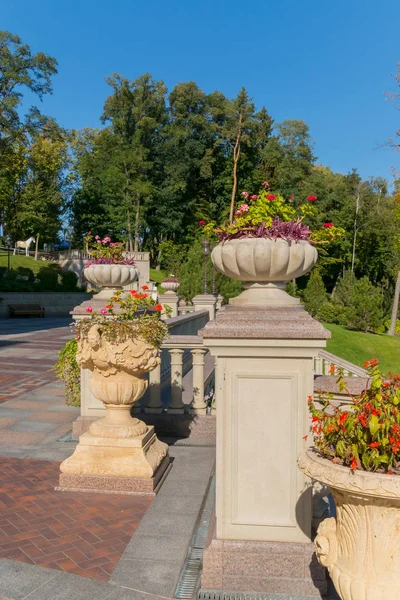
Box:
298 449 400 600
211 238 317 306
58 324 168 493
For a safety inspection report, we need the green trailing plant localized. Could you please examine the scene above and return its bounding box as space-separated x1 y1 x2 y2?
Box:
55 339 80 406
307 360 400 473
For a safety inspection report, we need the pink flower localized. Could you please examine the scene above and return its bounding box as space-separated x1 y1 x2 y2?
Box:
307 195 317 201
235 203 250 217
290 195 295 199
103 236 111 243
241 191 249 198
266 194 276 201
100 308 107 315
95 235 100 240
262 181 270 187
86 306 93 313
250 195 258 200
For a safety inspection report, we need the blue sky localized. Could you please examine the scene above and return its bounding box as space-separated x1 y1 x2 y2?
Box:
3 0 399 183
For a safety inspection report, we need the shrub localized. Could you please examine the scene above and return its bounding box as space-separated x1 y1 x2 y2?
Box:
303 270 327 317
346 277 384 332
317 302 347 325
60 270 79 291
36 265 60 291
385 319 400 334
55 339 80 406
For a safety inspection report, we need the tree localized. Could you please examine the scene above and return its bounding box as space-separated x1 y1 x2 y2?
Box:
220 87 255 223
0 30 60 243
101 73 167 251
303 269 327 317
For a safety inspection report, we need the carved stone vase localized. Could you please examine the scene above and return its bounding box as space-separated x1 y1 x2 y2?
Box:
298 449 400 600
59 325 168 490
211 238 317 306
83 263 139 299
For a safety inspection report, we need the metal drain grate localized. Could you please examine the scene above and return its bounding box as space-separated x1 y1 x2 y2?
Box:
174 476 216 599
198 593 328 600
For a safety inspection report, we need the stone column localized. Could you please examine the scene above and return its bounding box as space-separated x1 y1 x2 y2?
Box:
192 293 217 320
145 363 163 414
200 303 330 597
158 292 179 318
168 348 185 413
190 348 207 415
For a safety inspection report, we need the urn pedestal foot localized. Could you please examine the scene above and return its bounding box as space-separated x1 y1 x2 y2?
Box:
57 425 169 495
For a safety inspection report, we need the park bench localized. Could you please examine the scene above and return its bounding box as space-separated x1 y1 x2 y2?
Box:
8 304 45 318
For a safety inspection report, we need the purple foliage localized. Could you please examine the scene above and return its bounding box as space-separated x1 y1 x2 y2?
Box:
85 257 136 267
217 217 312 243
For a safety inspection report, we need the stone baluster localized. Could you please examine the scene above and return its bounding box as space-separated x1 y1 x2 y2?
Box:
168 349 185 413
190 348 207 414
145 363 163 414
314 356 322 375
343 368 349 377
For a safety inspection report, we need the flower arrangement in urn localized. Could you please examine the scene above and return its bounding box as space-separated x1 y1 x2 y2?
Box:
161 274 180 294
83 233 138 297
201 182 343 306
298 361 400 600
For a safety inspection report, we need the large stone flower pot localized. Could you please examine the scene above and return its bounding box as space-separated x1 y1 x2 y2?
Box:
59 325 168 492
161 278 180 293
298 449 400 600
211 238 317 305
84 263 139 298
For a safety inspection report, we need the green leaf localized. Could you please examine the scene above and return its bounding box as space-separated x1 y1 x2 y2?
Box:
369 415 380 436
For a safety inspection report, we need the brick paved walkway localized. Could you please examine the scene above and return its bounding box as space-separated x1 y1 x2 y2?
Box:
0 458 152 582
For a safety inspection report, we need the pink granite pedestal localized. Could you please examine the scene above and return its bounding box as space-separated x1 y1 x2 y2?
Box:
56 456 170 496
202 527 327 597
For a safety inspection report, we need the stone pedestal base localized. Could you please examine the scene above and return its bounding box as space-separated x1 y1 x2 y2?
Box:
59 425 168 488
57 455 170 496
201 532 327 597
72 413 216 442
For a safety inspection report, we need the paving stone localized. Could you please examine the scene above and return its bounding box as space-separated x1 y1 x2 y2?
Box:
9 420 58 433
20 570 111 600
110 558 180 597
121 533 189 564
0 431 46 445
0 559 57 600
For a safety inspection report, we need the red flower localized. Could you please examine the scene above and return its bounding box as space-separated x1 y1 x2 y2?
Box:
106 304 112 309
130 290 138 297
199 220 206 227
369 442 380 448
155 304 163 311
323 222 333 228
85 306 93 313
88 231 92 235
339 412 348 424
307 195 317 201
370 358 378 366
328 364 335 374
266 194 276 201
141 285 149 290
350 459 357 471
289 195 295 199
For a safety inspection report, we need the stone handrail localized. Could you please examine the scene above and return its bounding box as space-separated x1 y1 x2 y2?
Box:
315 349 367 377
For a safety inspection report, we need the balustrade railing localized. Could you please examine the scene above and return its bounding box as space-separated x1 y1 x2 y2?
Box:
145 334 215 416
314 350 367 377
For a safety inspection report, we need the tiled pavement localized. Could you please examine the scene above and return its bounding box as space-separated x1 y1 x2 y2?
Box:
0 318 217 599
0 458 152 582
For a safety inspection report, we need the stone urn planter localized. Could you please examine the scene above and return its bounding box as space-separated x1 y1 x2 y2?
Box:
161 277 180 294
59 324 168 490
211 238 317 305
298 448 400 600
84 263 139 298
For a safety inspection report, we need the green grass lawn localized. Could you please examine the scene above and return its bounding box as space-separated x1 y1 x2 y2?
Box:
149 267 167 285
0 253 57 274
323 323 400 375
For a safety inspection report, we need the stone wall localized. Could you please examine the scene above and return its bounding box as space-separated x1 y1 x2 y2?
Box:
0 292 91 318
